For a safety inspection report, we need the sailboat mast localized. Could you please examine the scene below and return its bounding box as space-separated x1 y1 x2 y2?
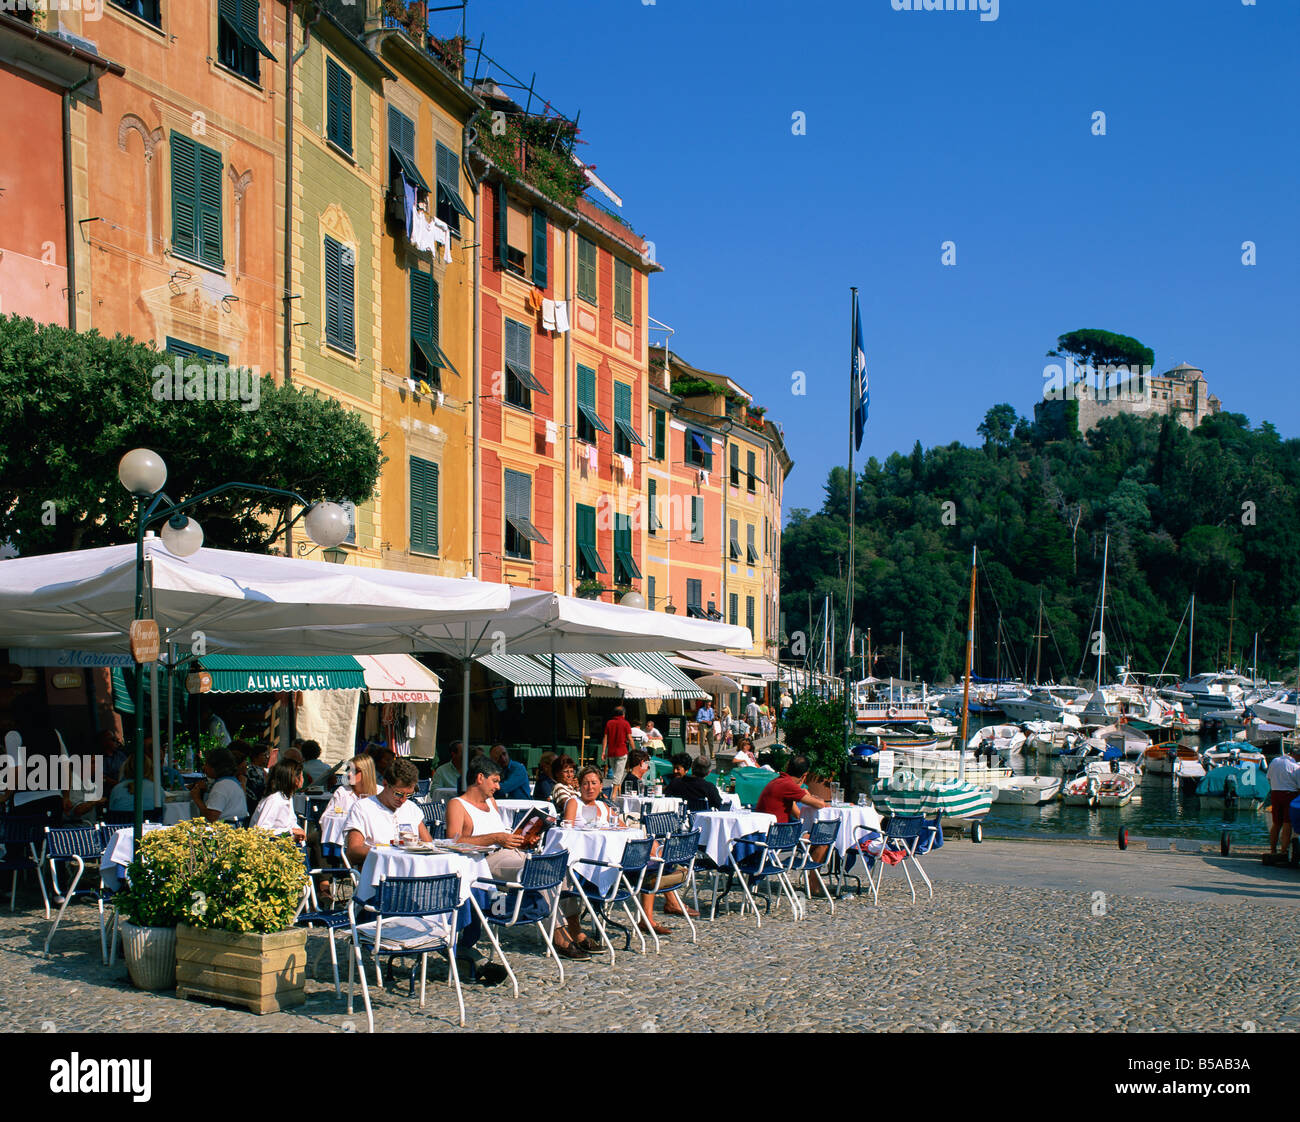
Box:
959 546 977 782
1096 534 1109 687
1226 581 1236 669
1034 590 1043 685
1188 593 1195 678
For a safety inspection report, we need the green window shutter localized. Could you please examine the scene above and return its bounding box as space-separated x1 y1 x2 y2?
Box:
388 106 414 163
730 443 740 485
170 131 198 259
647 575 656 610
410 269 433 344
326 58 353 154
654 409 666 460
496 183 511 271
614 258 632 323
410 457 439 554
577 236 597 303
647 477 657 535
324 237 354 352
690 496 704 541
729 593 738 627
746 597 755 635
615 382 631 429
578 364 595 411
240 0 274 59
531 207 548 288
197 143 223 266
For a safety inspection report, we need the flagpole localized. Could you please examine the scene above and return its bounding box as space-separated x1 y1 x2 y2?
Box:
843 287 858 763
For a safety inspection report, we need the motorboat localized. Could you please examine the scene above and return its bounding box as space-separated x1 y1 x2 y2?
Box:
1096 771 1136 808
998 686 1090 723
1195 754 1271 809
1173 672 1251 721
1098 721 1152 760
1023 717 1083 755
1251 689 1299 729
992 775 1062 805
966 723 1027 761
1062 772 1100 807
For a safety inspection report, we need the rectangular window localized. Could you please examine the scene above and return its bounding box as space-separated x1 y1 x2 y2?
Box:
613 382 644 457
613 257 632 324
326 58 353 155
690 496 704 542
410 268 456 382
323 236 356 354
575 503 606 580
747 523 759 564
504 469 547 560
686 579 703 618
614 513 641 584
165 337 229 365
497 185 532 276
729 519 741 561
531 207 548 288
435 141 472 234
170 131 223 268
504 318 544 410
746 596 755 635
647 575 656 611
653 409 666 461
747 450 757 493
217 0 273 85
576 364 608 444
388 106 428 191
112 0 161 28
409 456 439 555
647 478 658 536
729 593 739 627
577 236 597 303
686 430 713 468
730 444 740 487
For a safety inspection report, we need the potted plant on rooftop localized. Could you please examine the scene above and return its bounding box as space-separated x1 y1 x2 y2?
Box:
779 691 849 800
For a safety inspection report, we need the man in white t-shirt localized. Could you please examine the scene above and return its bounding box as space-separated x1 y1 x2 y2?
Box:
343 758 431 866
1265 745 1300 860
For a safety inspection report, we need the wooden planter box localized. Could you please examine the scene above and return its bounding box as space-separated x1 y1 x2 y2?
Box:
175 924 308 1015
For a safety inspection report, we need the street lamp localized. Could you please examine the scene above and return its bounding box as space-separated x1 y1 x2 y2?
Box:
618 590 646 610
117 448 350 846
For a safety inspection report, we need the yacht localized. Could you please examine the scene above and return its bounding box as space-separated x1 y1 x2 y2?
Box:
998 685 1090 723
1251 689 1299 729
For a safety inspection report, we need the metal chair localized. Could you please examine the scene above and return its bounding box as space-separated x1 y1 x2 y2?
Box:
562 837 657 961
0 815 50 914
475 850 571 991
42 824 113 961
643 810 685 840
296 846 356 997
414 798 445 840
346 872 466 1031
725 820 805 927
785 819 842 913
849 815 936 904
641 829 701 943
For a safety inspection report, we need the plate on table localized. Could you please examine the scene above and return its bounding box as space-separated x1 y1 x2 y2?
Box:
395 844 441 855
436 842 494 856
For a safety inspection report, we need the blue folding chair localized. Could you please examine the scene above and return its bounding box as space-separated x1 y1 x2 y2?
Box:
562 837 657 961
785 819 841 914
641 829 701 943
415 798 446 840
725 820 805 927
0 815 50 915
43 824 114 962
475 850 570 990
849 814 936 904
296 845 356 997
644 810 685 840
347 873 465 1031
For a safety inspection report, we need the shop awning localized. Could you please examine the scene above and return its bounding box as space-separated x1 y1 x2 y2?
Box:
476 653 587 699
357 654 441 704
197 656 366 693
672 650 780 682
607 652 709 700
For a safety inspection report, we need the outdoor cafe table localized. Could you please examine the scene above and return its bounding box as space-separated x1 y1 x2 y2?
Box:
542 825 645 895
319 806 351 847
692 810 776 866
355 844 492 906
99 822 165 890
800 802 884 856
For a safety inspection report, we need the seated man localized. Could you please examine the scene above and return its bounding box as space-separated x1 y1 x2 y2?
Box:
642 720 664 749
445 757 530 880
666 754 724 811
622 749 654 797
300 739 331 787
431 742 466 793
343 758 432 867
489 744 532 801
754 754 832 894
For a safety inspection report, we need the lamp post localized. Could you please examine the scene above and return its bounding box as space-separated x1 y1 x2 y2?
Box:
118 449 351 848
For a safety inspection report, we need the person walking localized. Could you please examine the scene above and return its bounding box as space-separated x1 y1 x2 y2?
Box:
696 700 715 757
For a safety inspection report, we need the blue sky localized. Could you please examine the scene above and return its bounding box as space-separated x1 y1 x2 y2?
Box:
450 0 1300 516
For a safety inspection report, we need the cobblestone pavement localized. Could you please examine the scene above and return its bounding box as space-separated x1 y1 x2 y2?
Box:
2 842 1295 1034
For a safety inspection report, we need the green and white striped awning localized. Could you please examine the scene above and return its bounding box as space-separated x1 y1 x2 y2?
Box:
607 652 709 701
196 656 365 694
476 653 587 699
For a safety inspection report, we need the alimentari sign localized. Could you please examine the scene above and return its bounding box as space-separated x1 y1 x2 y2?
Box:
240 672 348 692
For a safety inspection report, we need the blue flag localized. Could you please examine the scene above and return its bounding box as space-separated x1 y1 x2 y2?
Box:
853 305 870 451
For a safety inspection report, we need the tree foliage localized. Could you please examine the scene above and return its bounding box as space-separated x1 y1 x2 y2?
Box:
0 315 384 556
782 409 1300 684
1049 329 1154 372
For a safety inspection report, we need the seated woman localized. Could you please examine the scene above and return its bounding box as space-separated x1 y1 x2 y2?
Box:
324 754 377 817
251 760 307 841
445 757 529 879
548 755 580 817
107 755 157 815
562 766 622 827
533 752 557 801
732 738 759 769
189 747 249 822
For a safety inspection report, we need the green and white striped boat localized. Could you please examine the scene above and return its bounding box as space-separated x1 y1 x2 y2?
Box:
872 770 994 822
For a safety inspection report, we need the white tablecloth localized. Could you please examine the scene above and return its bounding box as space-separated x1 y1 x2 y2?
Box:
162 798 191 826
800 803 884 856
356 846 492 905
99 822 165 890
319 808 351 847
616 794 682 819
692 811 776 865
718 792 742 811
496 799 557 821
542 826 644 895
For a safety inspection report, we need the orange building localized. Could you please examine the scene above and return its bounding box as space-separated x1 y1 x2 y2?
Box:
0 10 122 328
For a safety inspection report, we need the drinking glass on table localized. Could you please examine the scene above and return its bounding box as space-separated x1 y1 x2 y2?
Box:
397 822 417 846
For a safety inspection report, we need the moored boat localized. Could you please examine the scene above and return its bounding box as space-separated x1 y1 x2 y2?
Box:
993 775 1062 805
1062 773 1099 807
